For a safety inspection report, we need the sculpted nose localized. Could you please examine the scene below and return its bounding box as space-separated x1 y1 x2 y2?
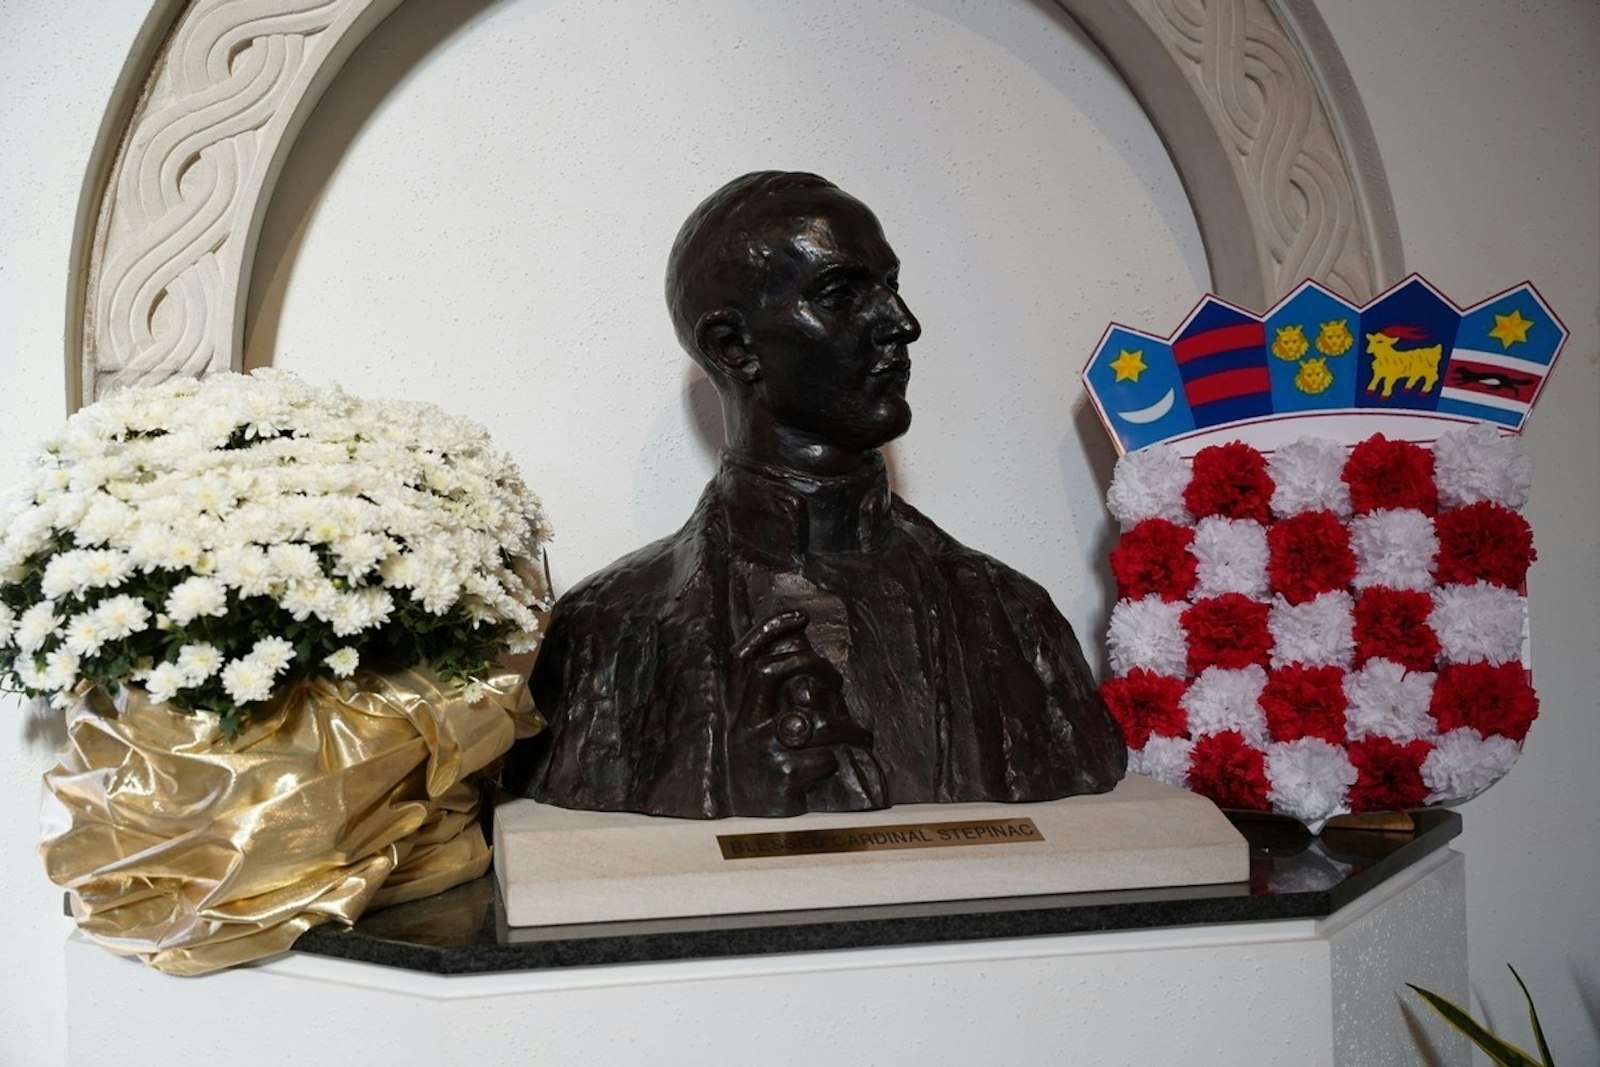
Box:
876 290 921 345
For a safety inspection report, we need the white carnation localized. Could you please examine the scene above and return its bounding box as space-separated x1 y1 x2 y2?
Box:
1268 437 1352 519
1420 727 1521 803
1107 445 1191 526
1268 591 1355 669
220 657 275 704
1182 665 1269 747
1351 508 1439 591
1433 424 1533 509
0 603 13 647
1191 517 1269 598
1343 659 1436 742
1430 582 1525 666
164 576 229 626
1107 595 1188 677
1130 735 1194 789
1266 737 1357 829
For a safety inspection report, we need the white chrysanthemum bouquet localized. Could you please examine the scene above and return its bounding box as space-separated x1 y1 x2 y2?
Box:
0 370 552 735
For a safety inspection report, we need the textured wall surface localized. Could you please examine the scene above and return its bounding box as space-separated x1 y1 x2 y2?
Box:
2 1 1596 1064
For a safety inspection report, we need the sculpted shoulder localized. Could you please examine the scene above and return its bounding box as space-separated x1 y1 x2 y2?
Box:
888 495 1058 610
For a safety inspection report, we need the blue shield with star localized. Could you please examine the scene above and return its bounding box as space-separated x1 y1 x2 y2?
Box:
1437 284 1563 430
1356 276 1461 412
1084 325 1193 452
1264 281 1361 414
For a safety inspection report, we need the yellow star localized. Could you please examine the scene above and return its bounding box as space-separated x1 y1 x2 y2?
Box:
1110 349 1147 383
1488 309 1534 349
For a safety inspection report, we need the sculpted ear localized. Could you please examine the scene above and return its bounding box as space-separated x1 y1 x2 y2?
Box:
695 309 760 384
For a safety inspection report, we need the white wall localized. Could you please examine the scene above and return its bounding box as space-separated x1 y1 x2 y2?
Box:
1313 4 1600 1060
1 1 1595 1064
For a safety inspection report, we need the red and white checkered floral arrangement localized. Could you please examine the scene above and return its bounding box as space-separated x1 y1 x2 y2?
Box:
1099 424 1537 830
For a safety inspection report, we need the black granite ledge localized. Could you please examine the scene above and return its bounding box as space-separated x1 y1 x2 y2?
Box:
293 809 1459 975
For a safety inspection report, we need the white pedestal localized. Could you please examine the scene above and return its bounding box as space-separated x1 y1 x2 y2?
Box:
63 849 1469 1067
495 774 1248 926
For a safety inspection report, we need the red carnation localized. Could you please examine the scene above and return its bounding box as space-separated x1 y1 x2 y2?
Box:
1099 668 1189 749
1187 730 1270 811
1185 442 1274 523
1110 518 1198 602
1267 510 1357 604
1347 737 1431 811
1430 662 1539 742
1353 586 1440 670
1183 594 1273 674
1343 435 1438 516
1260 664 1348 744
1435 501 1536 588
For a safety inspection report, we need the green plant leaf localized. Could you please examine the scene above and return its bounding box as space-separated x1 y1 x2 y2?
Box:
1406 984 1543 1067
1508 965 1554 1067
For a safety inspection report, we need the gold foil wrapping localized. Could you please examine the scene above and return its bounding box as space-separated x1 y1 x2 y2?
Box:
40 668 541 976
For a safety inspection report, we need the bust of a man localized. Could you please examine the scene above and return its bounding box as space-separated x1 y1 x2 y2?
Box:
504 172 1125 818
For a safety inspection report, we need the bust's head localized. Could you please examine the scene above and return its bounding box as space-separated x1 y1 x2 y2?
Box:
666 172 921 461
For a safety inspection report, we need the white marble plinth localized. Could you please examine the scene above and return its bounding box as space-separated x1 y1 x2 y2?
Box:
494 774 1247 927
62 850 1469 1067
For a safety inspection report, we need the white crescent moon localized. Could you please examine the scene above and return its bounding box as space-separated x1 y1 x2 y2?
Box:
1115 388 1176 425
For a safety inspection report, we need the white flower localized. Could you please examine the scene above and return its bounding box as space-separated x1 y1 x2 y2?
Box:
39 648 82 692
460 679 487 705
164 575 229 626
1420 728 1520 804
1 370 553 712
76 496 136 545
1107 595 1188 677
280 579 337 622
145 661 191 704
1130 735 1194 789
176 642 223 684
61 614 108 657
267 542 321 581
324 647 360 678
220 657 275 704
212 545 275 597
15 601 62 654
1268 591 1355 669
1107 445 1192 526
1182 665 1269 747
1430 582 1525 666
1266 737 1357 829
92 595 152 641
1434 424 1532 509
1351 508 1439 591
251 636 296 673
1268 437 1352 519
0 603 13 647
1343 659 1436 742
1191 517 1269 598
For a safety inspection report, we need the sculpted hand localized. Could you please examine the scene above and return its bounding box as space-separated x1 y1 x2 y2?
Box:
729 610 873 804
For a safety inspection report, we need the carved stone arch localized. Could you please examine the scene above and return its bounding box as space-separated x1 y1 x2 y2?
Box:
67 0 1401 408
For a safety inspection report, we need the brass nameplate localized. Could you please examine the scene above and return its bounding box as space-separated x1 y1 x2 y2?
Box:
717 817 1044 860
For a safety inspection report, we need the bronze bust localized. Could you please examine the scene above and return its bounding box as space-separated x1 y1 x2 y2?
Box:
504 172 1126 818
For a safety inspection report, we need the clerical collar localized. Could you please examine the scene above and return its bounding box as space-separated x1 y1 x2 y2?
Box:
716 450 894 560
